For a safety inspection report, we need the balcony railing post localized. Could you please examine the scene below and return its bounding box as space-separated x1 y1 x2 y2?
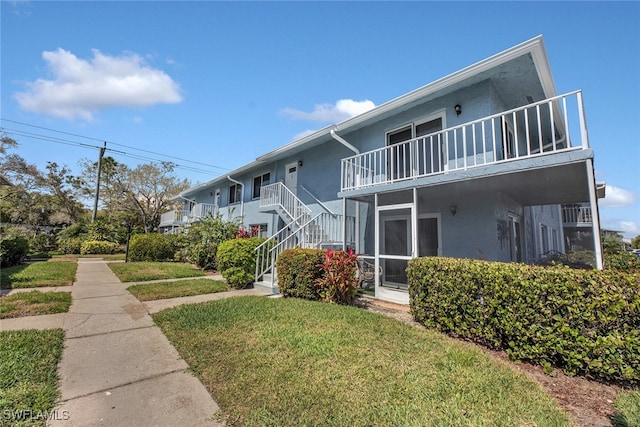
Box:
577 91 590 149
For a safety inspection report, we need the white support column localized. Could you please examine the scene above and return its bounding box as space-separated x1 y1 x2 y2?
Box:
586 159 603 269
411 188 418 258
374 193 379 297
355 200 361 255
342 198 347 251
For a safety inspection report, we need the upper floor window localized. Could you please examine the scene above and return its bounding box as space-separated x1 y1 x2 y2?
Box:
386 116 444 179
253 172 271 199
229 183 241 205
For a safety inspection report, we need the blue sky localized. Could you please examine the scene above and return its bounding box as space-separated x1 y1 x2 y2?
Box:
1 1 639 238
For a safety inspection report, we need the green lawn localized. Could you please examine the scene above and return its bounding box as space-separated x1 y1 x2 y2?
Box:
128 279 228 301
0 291 72 319
108 261 206 282
0 260 77 290
0 329 65 426
154 296 571 426
613 390 640 427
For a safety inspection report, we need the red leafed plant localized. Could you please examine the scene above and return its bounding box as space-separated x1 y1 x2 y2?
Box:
316 248 359 305
236 226 259 239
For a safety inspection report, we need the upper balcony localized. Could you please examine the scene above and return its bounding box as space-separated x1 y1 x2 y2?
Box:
159 203 218 228
562 204 593 226
341 91 591 194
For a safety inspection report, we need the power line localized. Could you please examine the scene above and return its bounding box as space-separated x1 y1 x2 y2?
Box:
1 118 230 172
1 128 221 176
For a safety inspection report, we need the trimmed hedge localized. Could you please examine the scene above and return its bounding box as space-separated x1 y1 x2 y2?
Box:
217 237 266 289
80 240 119 255
128 233 183 262
605 251 640 272
277 248 326 300
407 257 640 382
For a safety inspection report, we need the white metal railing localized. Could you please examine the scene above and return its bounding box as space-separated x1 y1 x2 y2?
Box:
255 213 356 284
260 182 311 223
341 90 589 191
562 205 593 224
188 203 217 221
159 210 190 226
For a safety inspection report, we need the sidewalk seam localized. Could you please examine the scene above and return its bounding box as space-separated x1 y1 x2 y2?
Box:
54 367 189 404
65 325 156 340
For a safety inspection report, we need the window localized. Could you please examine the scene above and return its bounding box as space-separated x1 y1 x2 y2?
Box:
228 183 241 204
386 116 444 179
551 228 558 251
253 172 270 199
250 223 268 238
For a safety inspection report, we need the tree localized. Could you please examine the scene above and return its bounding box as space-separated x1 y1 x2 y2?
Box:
632 235 640 249
121 162 190 233
0 136 85 227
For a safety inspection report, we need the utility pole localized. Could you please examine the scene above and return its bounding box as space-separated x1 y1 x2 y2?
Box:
91 142 107 222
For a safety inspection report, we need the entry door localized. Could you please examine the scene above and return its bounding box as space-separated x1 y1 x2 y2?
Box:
285 162 298 195
378 206 413 289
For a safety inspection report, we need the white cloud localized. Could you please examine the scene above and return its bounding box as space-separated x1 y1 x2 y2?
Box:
618 221 640 236
599 185 636 208
14 48 182 121
281 99 375 123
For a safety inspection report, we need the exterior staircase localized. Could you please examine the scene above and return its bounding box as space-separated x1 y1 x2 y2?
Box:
254 182 354 293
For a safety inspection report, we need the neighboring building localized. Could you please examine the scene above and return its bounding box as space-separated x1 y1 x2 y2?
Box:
163 36 603 305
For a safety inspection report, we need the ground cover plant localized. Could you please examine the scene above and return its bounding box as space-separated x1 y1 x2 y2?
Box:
0 329 65 426
108 261 205 282
154 296 571 426
0 291 72 319
127 278 228 301
0 260 77 290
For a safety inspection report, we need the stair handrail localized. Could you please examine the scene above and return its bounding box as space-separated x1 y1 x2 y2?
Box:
260 182 311 224
299 185 337 216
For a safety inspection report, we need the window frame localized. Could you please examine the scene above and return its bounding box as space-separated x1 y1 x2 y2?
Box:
252 172 271 199
228 183 241 205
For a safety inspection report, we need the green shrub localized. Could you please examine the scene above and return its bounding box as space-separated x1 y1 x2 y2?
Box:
0 236 29 267
183 214 238 270
407 257 640 382
605 251 640 272
58 237 83 254
80 240 119 255
217 237 265 289
277 248 326 300
128 233 183 262
316 248 358 304
86 220 119 243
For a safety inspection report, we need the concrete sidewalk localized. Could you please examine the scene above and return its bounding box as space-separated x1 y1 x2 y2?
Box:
46 258 223 427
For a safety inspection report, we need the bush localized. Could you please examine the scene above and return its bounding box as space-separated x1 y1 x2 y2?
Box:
58 237 83 254
183 215 238 270
316 248 358 304
128 233 183 262
80 240 119 255
605 251 640 272
407 257 640 382
277 248 326 300
86 220 119 243
217 237 265 289
0 236 29 267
